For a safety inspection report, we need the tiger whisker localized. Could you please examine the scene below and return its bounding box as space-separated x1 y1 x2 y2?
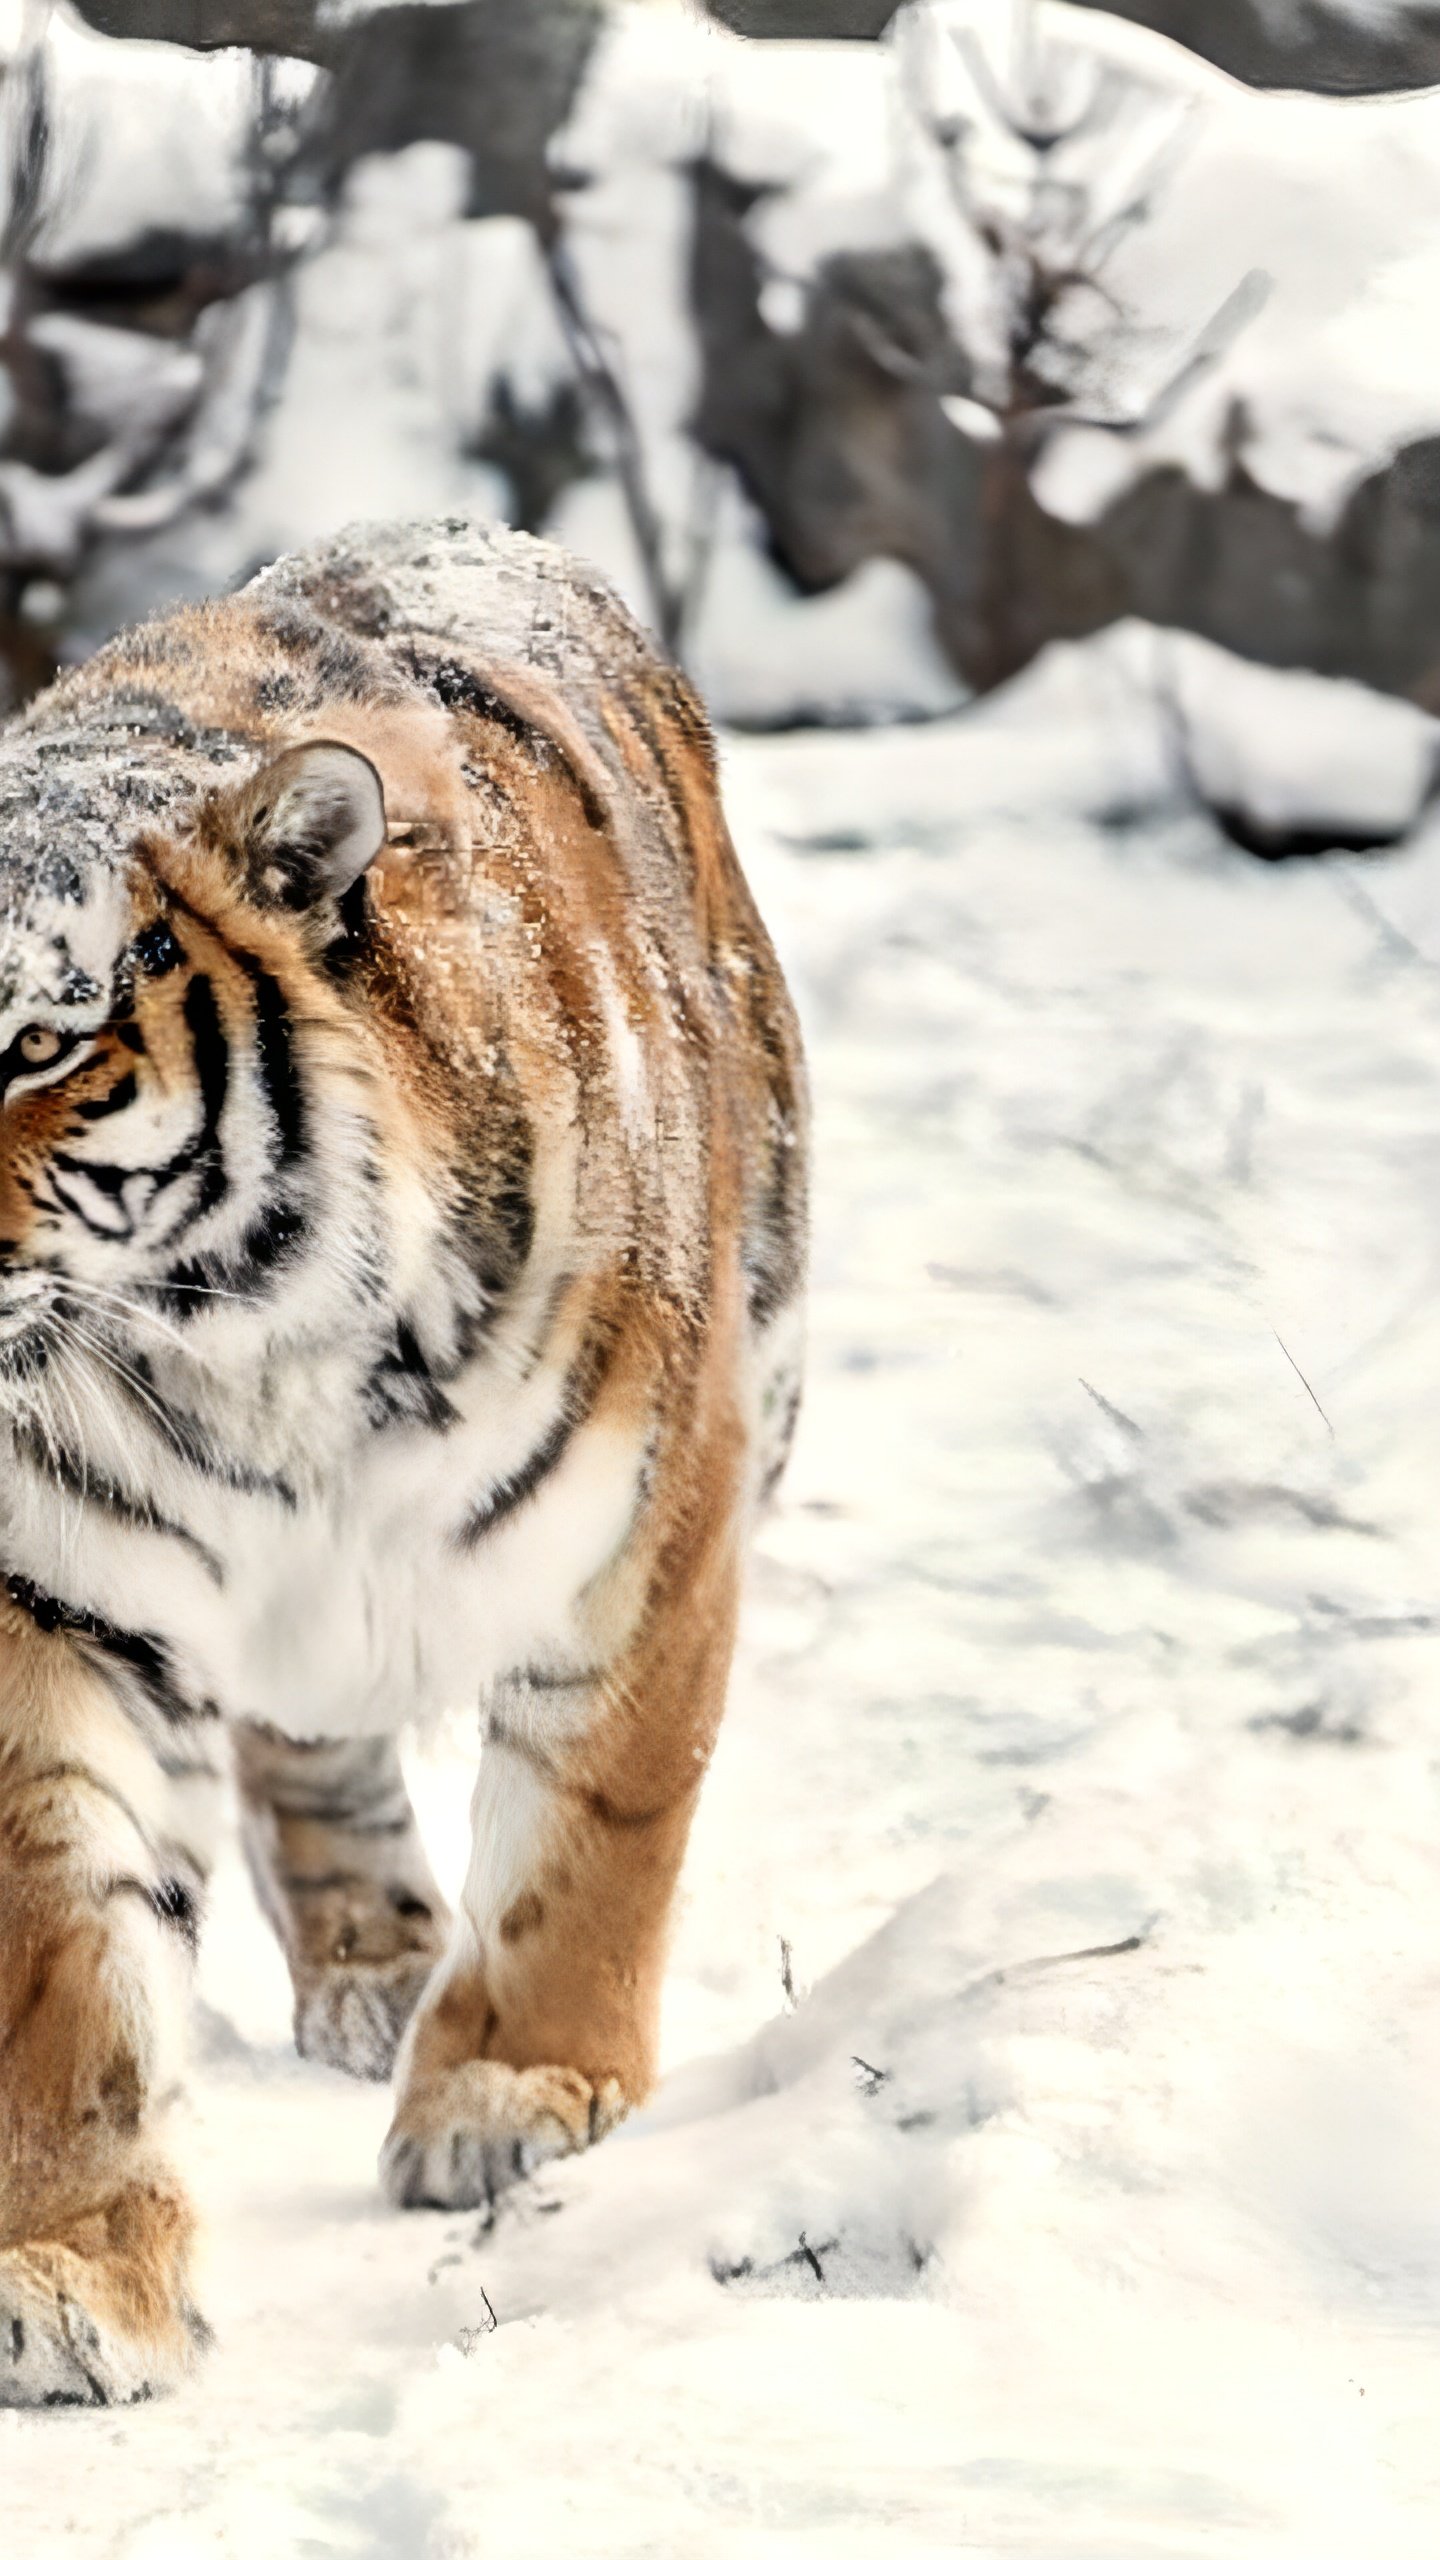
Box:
54 1275 190 1354
138 1277 251 1306
51 1311 194 1465
41 1354 96 1565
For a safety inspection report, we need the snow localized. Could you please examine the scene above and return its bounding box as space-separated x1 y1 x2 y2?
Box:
1157 630 1440 840
746 620 1440 845
10 681 1440 2546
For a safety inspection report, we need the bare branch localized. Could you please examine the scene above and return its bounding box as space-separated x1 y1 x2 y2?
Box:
544 235 687 661
1 10 54 265
1080 97 1199 270
1121 264 1273 437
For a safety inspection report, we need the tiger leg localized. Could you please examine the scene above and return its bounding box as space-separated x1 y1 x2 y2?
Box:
380 1433 744 2211
233 1724 447 2082
0 1601 209 2406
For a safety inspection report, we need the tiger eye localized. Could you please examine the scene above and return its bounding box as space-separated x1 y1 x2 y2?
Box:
17 1026 63 1067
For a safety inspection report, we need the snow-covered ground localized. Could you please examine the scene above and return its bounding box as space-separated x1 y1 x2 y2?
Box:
9 697 1440 2552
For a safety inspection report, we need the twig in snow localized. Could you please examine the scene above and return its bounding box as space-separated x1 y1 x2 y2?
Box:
710 2235 839 2288
708 2252 754 2286
456 2288 499 2352
545 236 681 654
1079 1379 1143 1438
1332 868 1432 976
1272 1329 1334 1438
795 2232 828 2284
965 1923 1154 2005
778 1936 798 2009
851 2055 890 2095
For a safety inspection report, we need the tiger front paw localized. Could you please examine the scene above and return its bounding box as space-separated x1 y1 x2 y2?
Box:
379 2060 628 2212
0 2180 209 2409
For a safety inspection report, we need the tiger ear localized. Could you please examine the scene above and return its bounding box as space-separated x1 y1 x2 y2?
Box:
233 741 387 911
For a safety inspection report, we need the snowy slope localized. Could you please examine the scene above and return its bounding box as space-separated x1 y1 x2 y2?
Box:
9 705 1440 2552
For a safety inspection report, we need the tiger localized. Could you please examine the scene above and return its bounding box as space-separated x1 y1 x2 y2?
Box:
0 515 807 2406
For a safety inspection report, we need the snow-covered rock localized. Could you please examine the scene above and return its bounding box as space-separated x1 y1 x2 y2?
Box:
5 6 295 266
1160 628 1440 850
744 619 1440 853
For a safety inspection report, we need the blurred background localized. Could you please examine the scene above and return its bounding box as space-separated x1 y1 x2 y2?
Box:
4 0 1440 795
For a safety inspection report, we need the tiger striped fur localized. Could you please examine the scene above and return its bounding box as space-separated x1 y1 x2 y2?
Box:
0 517 807 2404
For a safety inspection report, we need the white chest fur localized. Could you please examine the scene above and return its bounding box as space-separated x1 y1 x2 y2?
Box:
1 1340 650 1741
218 1397 644 1737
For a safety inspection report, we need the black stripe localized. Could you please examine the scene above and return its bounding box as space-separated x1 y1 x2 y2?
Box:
744 1148 804 1329
582 1785 667 1832
109 969 232 1262
105 1873 202 1953
101 1356 297 1508
157 946 309 1315
449 1101 535 1323
457 1411 574 1552
363 1318 460 1434
12 1425 225 1584
621 671 698 879
233 1199 308 1281
234 952 305 1166
74 1071 138 1122
238 1733 413 1827
455 1329 614 1553
491 1133 535 1278
49 1155 130 1198
427 657 532 736
154 1746 223 1783
498 1663 601 1695
4 1575 208 1728
179 973 230 1224
151 1873 202 1948
424 650 609 829
159 1199 309 1316
483 1716 560 1777
41 1159 134 1241
131 919 184 980
481 1720 669 1828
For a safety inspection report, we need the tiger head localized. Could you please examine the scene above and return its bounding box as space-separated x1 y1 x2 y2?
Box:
0 733 391 1376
